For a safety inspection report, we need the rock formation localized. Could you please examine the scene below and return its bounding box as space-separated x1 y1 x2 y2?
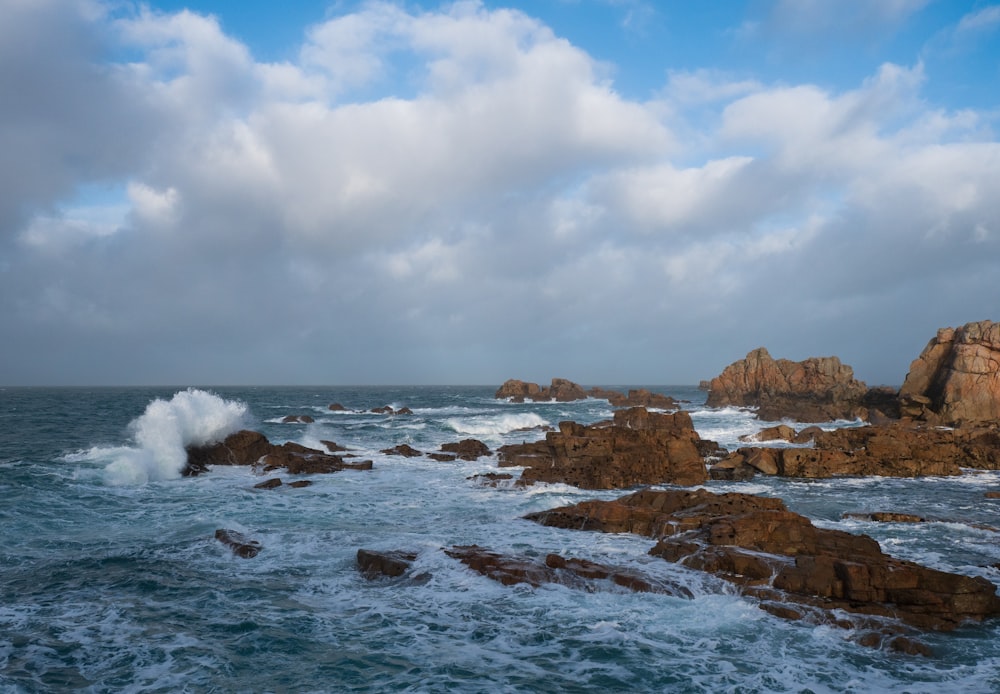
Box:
439 439 491 461
705 348 869 422
214 529 261 558
497 407 709 488
712 422 1000 480
526 489 1000 634
185 430 373 476
899 320 1000 425
495 379 677 409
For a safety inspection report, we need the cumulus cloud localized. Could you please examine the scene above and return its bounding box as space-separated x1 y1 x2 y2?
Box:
0 0 997 386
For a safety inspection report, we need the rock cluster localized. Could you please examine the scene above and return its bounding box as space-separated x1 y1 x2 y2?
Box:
712 422 1000 480
526 489 1000 637
185 430 372 476
899 320 1000 425
705 347 870 422
495 379 677 409
497 407 710 488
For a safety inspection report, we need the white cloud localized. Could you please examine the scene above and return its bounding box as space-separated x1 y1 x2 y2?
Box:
956 5 1000 33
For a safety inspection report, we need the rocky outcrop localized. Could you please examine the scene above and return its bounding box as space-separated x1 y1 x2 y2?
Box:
357 549 419 578
444 545 692 597
705 348 869 422
713 422 1000 480
495 379 677 409
526 489 1000 634
497 407 709 489
899 321 1000 426
440 439 491 461
281 414 314 423
185 430 373 476
381 444 423 457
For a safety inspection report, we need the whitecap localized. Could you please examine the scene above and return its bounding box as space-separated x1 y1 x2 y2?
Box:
446 412 551 437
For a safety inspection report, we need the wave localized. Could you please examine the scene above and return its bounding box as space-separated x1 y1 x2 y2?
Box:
102 389 248 485
445 413 550 437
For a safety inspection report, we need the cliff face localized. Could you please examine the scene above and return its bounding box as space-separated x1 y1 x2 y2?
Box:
899 320 1000 425
705 347 869 422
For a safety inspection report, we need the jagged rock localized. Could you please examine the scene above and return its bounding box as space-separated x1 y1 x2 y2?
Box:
371 405 394 414
497 407 710 489
467 472 516 487
605 389 678 409
844 512 926 523
395 407 414 415
440 439 491 461
899 321 1000 426
357 549 418 578
716 421 1000 479
321 440 349 452
705 347 869 422
254 478 283 490
740 424 796 443
184 430 374 476
495 379 678 409
381 444 423 458
215 529 261 558
526 489 1000 633
444 545 692 597
185 430 272 475
428 453 457 462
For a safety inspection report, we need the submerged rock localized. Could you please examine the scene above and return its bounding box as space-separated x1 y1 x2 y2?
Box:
497 407 710 489
215 529 261 559
357 549 418 579
185 430 373 476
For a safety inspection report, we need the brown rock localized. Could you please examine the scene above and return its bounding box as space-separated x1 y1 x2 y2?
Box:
497 407 710 489
440 439 491 461
288 480 312 488
986 491 1000 499
705 347 869 422
900 321 1000 426
214 529 261 559
527 489 1000 632
844 512 926 523
281 414 314 423
357 549 418 578
428 453 457 462
381 444 423 458
185 430 272 475
740 424 796 443
495 378 589 402
605 389 678 409
328 403 348 411
253 478 283 489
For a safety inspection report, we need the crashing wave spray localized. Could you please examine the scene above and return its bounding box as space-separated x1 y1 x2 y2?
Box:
104 388 248 485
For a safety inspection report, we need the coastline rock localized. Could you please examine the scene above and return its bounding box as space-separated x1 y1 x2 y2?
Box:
526 489 1000 632
185 430 373 476
444 545 692 597
381 444 423 458
899 321 1000 426
740 424 796 443
497 407 710 489
281 414 314 424
705 348 869 422
253 478 283 490
440 439 491 461
844 512 926 523
214 529 261 559
328 403 348 411
428 453 457 462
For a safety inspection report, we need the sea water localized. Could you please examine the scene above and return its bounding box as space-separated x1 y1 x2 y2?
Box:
1 386 999 693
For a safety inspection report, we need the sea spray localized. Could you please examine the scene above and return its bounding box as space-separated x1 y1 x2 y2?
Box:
103 388 247 485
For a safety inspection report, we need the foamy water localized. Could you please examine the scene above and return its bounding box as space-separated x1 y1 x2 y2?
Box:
1 385 999 692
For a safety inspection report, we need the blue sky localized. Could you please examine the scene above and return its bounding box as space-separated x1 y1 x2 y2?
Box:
0 0 998 385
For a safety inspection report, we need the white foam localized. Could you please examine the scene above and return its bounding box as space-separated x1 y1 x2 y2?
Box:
102 389 247 485
445 412 550 437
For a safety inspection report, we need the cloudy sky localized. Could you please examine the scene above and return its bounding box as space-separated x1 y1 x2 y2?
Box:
1 0 998 386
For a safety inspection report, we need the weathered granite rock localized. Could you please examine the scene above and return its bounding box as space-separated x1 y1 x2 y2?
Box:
899 321 1000 426
844 512 926 523
497 407 709 489
440 439 491 461
526 489 1000 633
740 424 796 443
605 389 678 410
428 453 457 462
214 529 261 558
444 545 692 597
254 478 283 490
705 347 869 422
185 430 373 476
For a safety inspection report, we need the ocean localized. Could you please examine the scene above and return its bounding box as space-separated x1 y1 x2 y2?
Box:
1 385 999 693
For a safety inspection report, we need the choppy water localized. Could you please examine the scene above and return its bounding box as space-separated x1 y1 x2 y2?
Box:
1 386 999 693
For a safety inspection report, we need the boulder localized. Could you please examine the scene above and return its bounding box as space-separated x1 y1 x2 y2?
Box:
740 424 796 443
439 439 491 461
253 478 283 490
705 347 869 422
381 444 423 458
357 549 418 579
899 321 1000 426
526 489 1000 633
497 407 710 489
328 403 348 411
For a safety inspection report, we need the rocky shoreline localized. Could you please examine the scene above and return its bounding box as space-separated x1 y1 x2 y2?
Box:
199 319 1000 656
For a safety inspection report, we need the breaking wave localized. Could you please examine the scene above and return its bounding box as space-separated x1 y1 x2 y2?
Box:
445 413 550 437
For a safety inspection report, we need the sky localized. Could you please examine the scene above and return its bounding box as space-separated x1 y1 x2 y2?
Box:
1 0 998 387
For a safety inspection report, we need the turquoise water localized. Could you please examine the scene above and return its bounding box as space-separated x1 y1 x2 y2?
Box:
1 386 999 692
